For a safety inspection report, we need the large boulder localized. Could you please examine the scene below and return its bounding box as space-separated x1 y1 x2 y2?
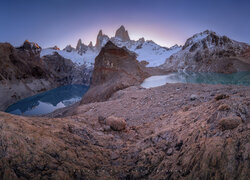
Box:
81 41 149 104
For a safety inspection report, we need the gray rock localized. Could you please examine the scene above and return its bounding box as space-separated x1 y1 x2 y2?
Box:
190 94 198 101
167 148 173 156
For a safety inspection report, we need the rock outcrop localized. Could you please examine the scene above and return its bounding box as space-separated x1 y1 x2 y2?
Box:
115 25 130 41
161 30 250 73
0 42 56 111
81 41 149 104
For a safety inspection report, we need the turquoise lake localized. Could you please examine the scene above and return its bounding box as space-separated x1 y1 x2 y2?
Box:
141 71 250 88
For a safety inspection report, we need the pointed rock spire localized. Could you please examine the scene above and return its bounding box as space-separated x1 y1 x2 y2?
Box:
115 25 130 41
88 41 93 48
76 39 82 51
95 30 103 47
95 30 110 48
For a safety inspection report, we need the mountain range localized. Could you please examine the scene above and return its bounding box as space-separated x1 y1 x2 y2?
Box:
40 25 250 73
41 25 182 67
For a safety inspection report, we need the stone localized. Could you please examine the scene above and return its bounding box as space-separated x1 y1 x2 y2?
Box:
218 104 230 111
106 116 126 131
215 94 229 101
166 148 173 156
98 116 106 124
218 116 242 131
190 94 198 101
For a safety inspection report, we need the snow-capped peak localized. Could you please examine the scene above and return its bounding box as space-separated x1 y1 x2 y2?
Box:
41 25 182 67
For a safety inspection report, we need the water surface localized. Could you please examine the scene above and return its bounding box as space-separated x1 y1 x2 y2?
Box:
141 71 250 88
5 84 89 116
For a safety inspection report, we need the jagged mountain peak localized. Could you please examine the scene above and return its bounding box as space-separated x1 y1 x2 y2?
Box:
63 45 75 52
115 25 130 41
97 30 103 36
182 30 233 50
88 41 93 48
76 38 82 50
95 30 109 48
17 40 41 53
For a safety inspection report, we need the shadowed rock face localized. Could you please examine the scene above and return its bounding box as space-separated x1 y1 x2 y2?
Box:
0 42 57 111
81 41 149 104
0 42 92 111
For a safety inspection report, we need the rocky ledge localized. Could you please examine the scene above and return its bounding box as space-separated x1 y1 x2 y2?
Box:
0 83 249 179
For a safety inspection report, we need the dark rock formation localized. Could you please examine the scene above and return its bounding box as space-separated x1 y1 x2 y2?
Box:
81 41 149 104
0 41 92 111
0 42 56 110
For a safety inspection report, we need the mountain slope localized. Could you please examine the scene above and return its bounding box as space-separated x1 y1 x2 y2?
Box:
0 41 92 111
161 30 250 73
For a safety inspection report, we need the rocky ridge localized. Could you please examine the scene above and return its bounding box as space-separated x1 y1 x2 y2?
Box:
0 41 92 111
161 30 250 73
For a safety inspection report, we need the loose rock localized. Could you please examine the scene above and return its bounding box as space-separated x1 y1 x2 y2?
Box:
106 116 126 131
218 116 242 130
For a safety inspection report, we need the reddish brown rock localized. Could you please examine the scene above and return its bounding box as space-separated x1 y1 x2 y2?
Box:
81 41 149 104
218 116 242 130
106 116 126 131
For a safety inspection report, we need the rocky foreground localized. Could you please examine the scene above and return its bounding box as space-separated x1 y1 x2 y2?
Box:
0 83 249 179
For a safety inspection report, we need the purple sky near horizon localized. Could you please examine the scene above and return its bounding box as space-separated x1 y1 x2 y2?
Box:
0 0 249 49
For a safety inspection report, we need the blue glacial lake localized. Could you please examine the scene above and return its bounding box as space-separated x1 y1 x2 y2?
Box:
141 71 250 88
5 84 89 116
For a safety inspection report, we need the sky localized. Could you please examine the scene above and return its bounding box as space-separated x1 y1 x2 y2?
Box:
0 0 249 49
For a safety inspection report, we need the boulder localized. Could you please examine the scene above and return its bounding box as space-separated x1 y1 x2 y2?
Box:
218 116 242 130
106 116 126 131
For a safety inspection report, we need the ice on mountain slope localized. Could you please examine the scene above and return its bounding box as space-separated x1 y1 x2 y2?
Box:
110 37 181 67
40 48 96 67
